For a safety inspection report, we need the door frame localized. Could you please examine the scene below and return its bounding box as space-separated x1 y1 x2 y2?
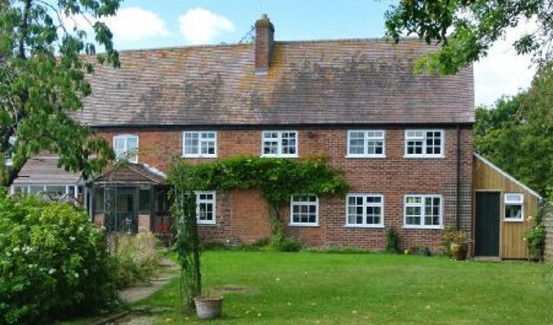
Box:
473 189 502 258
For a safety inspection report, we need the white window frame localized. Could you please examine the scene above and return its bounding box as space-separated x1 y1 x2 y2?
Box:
195 191 216 225
345 194 384 228
346 130 386 158
11 184 78 198
403 194 443 229
404 129 445 158
182 131 217 158
289 195 319 227
113 134 139 163
504 193 524 222
261 131 299 158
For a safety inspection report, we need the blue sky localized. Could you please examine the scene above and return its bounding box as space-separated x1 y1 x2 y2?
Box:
110 0 395 49
92 0 536 106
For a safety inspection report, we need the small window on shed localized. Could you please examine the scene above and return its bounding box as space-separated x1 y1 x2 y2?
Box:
504 193 523 221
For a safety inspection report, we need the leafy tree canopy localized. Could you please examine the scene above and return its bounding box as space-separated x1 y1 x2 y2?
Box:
0 0 121 187
475 63 553 198
385 0 552 74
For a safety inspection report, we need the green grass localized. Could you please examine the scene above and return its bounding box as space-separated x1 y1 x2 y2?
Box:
136 251 552 324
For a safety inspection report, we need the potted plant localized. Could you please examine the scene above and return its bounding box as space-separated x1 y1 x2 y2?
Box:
443 227 469 260
195 293 223 320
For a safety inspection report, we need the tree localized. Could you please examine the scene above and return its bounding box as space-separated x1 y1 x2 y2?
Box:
475 63 553 197
385 0 553 74
0 0 121 187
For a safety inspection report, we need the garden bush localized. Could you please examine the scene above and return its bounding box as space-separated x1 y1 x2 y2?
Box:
0 194 119 325
112 232 162 288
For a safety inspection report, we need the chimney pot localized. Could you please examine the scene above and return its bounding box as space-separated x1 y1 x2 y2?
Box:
254 14 274 75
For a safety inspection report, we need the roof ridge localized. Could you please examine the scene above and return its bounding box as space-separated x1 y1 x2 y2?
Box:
111 37 427 55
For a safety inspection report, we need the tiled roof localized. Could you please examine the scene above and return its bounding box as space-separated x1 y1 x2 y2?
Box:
72 39 474 126
92 163 167 184
12 155 82 184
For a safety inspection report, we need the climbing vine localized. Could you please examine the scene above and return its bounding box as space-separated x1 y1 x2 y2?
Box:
167 155 349 311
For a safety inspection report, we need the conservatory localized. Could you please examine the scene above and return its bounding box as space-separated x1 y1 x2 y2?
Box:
88 163 171 235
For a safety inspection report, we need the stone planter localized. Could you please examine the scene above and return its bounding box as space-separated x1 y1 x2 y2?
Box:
195 297 223 320
450 242 468 261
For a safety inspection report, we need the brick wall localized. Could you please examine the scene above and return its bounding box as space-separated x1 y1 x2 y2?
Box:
97 125 473 252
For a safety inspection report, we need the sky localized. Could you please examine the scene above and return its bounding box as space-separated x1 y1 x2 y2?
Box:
89 0 537 107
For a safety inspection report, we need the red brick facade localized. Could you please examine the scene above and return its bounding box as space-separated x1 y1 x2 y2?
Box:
97 126 473 252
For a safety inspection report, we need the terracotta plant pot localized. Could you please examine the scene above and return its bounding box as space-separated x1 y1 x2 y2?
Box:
195 297 223 320
450 242 468 261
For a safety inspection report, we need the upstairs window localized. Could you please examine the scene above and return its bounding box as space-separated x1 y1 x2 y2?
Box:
405 130 444 158
404 195 442 229
290 195 318 226
346 194 384 227
183 131 217 158
347 130 385 158
196 191 216 225
504 193 524 221
262 131 298 157
114 134 138 163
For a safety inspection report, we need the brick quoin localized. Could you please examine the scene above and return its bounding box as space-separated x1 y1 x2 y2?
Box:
97 126 473 252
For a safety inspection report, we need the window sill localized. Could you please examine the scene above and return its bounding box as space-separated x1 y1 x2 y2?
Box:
403 155 445 159
261 154 299 158
344 224 385 229
288 223 319 228
403 226 443 230
198 222 217 226
182 155 217 159
504 219 524 223
345 155 386 159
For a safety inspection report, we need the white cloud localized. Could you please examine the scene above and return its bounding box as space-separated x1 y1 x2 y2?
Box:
474 19 537 106
178 8 235 45
62 7 169 43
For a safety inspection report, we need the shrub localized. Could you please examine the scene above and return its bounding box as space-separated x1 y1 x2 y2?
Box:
524 215 546 261
201 238 270 251
406 245 432 256
442 227 468 256
112 232 162 288
0 194 119 325
269 232 303 252
385 228 400 254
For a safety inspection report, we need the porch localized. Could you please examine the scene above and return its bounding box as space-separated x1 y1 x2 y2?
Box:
88 163 172 235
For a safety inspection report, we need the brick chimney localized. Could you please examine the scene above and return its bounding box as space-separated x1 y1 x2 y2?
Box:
254 14 274 75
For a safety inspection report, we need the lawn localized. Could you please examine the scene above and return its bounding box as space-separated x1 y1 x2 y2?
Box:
134 251 552 324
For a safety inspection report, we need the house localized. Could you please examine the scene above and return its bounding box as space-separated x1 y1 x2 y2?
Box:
11 15 542 257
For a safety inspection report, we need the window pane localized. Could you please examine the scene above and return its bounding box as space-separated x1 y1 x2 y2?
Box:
505 193 523 203
505 204 522 219
185 133 199 155
348 132 365 154
139 189 151 212
94 188 105 212
44 186 66 196
291 195 317 224
263 140 278 154
281 132 296 155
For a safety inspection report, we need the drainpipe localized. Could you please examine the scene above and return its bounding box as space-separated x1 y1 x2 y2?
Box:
456 125 461 230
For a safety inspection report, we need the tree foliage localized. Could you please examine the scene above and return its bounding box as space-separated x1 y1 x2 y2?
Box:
385 0 553 74
0 0 121 187
474 63 553 198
